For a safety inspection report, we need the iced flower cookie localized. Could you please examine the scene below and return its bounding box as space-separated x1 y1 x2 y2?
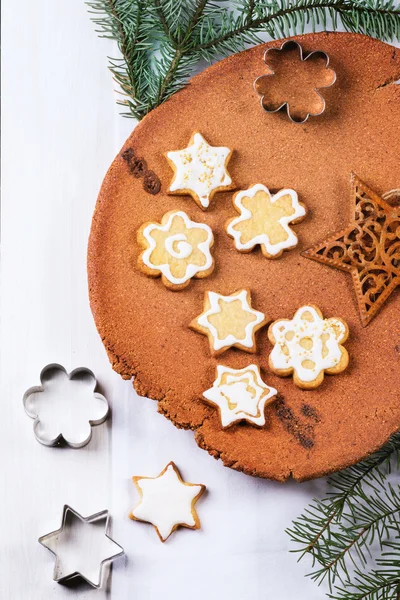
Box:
165 132 235 210
203 365 278 428
129 462 205 542
226 183 306 258
137 210 214 290
268 305 349 389
190 289 267 356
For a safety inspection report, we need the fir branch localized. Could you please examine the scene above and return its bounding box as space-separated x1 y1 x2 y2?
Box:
287 431 400 599
87 0 400 119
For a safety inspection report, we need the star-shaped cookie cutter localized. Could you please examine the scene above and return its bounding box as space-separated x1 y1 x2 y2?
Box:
23 363 109 448
254 40 336 124
39 505 124 588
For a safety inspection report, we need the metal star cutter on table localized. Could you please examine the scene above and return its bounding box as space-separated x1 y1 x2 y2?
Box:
39 505 124 588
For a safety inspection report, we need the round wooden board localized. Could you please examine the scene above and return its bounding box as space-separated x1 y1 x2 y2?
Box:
88 32 400 481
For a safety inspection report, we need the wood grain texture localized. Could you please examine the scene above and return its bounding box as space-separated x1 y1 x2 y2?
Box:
1 1 398 598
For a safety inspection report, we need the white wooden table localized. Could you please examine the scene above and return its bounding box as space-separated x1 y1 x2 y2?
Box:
2 2 398 598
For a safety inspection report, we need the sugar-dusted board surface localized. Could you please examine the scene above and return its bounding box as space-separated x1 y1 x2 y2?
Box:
1 1 399 598
89 32 400 482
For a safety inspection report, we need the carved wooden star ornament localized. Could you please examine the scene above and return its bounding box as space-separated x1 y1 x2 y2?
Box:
302 173 400 327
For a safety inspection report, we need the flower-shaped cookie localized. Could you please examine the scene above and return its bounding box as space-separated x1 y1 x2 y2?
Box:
254 40 336 123
203 365 278 428
226 184 306 258
165 132 235 210
23 364 109 447
137 210 214 290
190 289 267 356
268 305 349 389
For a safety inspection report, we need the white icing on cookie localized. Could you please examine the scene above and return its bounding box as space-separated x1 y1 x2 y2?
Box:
141 211 214 285
164 234 192 259
196 290 265 352
269 305 347 383
167 132 232 208
226 184 306 256
131 463 204 542
203 365 277 428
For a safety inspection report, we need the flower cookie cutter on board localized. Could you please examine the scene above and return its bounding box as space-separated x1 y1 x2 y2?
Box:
23 363 109 448
254 40 336 124
39 505 124 588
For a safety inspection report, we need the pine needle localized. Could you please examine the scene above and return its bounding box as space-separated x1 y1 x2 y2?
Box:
86 0 400 119
287 431 400 599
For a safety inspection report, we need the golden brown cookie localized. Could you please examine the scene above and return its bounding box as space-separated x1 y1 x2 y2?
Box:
137 209 214 290
226 184 307 258
165 132 235 210
190 289 267 356
268 305 349 389
129 462 205 542
202 364 278 428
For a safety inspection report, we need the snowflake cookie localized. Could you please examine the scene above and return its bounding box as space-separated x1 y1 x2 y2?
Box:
268 305 349 389
190 289 267 356
165 132 235 210
137 210 214 290
226 183 306 258
203 365 278 428
129 462 205 542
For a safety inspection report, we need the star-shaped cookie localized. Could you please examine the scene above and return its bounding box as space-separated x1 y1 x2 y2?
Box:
302 173 400 326
165 132 235 210
190 289 267 356
226 183 307 258
129 462 205 542
203 364 278 428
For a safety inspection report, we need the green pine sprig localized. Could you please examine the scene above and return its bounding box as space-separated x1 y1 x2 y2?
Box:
287 431 400 600
86 0 400 120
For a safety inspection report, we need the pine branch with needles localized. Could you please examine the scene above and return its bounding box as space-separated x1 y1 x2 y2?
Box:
287 431 400 600
86 0 400 119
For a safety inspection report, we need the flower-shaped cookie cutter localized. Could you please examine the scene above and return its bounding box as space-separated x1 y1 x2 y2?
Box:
254 40 336 124
23 363 109 448
39 505 124 588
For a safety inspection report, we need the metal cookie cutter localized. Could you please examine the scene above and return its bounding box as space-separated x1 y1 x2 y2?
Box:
39 505 124 588
23 363 109 448
254 40 337 124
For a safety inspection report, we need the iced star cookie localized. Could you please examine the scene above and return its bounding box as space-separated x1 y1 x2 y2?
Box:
203 365 278 428
226 184 306 258
137 210 214 290
190 289 267 356
165 132 235 210
129 462 205 542
268 305 349 389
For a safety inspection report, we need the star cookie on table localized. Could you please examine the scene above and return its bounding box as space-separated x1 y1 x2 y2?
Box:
226 184 306 258
165 132 235 210
137 210 214 290
302 173 400 326
190 289 267 356
268 305 349 389
203 365 278 428
129 462 205 542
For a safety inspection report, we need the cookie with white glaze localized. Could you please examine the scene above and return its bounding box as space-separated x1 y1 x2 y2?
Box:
268 305 349 389
129 462 205 542
165 132 235 210
137 210 214 290
190 289 268 356
226 184 306 258
203 364 278 428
